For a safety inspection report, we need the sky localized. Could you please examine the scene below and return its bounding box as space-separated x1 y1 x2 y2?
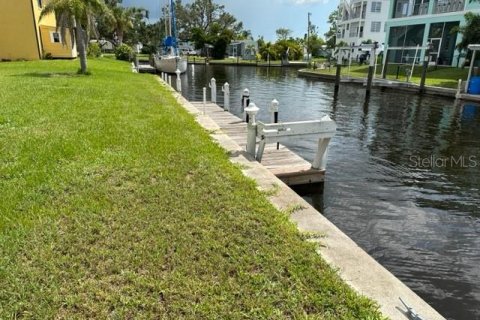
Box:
121 0 338 42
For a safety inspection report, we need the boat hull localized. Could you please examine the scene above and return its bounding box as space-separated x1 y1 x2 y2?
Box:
154 55 187 74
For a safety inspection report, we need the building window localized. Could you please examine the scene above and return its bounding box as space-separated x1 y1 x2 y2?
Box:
371 1 382 12
50 32 61 43
388 24 426 63
371 21 381 32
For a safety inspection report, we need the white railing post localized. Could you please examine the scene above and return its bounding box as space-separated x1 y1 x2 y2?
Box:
311 115 334 170
268 99 279 124
175 69 182 92
245 102 259 157
209 77 217 103
241 88 250 122
222 82 230 111
268 99 280 149
168 75 172 86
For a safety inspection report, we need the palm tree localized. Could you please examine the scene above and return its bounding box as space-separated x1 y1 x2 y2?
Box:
111 6 136 45
40 0 109 74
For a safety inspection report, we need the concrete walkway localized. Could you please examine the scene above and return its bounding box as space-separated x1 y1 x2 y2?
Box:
158 78 446 320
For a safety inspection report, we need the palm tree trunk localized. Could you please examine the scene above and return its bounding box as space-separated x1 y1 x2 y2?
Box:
117 30 124 45
74 18 88 74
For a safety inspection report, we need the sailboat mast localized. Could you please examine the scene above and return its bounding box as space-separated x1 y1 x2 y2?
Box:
163 1 168 37
168 3 172 36
170 0 176 39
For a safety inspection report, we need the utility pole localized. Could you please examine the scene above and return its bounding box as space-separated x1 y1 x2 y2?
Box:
307 12 312 62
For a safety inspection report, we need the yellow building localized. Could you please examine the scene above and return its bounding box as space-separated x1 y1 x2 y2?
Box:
0 0 77 60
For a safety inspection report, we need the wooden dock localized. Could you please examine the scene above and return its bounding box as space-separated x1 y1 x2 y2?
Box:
137 63 156 74
190 102 325 186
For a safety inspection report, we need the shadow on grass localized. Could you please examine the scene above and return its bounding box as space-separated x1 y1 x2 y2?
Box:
14 72 82 78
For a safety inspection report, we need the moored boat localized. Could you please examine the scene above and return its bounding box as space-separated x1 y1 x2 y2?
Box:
154 0 187 74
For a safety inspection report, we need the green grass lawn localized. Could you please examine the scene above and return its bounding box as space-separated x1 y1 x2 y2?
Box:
0 58 384 319
308 62 469 88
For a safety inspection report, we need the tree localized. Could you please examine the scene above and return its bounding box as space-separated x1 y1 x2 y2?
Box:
174 0 244 58
454 12 480 53
176 0 242 40
120 8 147 45
111 6 134 44
40 0 109 74
324 9 338 49
305 23 325 57
276 28 292 41
258 41 277 60
96 1 146 46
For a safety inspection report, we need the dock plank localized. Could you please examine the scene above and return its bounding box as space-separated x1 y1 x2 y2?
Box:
191 101 324 185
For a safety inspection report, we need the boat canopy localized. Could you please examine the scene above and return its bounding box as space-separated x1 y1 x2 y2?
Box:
164 36 177 48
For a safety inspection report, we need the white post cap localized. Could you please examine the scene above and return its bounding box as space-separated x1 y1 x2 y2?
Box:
269 99 279 112
245 102 259 124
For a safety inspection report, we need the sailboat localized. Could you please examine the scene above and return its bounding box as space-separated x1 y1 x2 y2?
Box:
153 0 187 74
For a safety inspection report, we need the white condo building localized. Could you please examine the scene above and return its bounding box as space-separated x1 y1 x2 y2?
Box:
336 0 390 59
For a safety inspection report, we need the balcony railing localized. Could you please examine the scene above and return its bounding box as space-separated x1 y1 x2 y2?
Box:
433 0 464 13
394 2 429 18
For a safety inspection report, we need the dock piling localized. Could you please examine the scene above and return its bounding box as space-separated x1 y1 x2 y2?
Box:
456 79 463 99
269 99 280 150
420 42 433 94
209 78 217 103
168 75 172 87
366 42 378 97
241 89 250 122
222 82 230 111
175 69 182 92
245 103 260 157
334 53 342 95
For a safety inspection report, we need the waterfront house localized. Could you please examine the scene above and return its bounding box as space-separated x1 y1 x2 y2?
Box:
385 0 480 66
227 40 258 60
336 0 391 60
0 0 77 61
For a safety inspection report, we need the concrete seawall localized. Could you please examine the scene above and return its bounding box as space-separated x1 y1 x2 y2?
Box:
298 69 459 99
157 77 445 320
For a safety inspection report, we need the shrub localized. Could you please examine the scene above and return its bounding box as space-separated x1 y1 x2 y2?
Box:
141 44 157 55
114 44 135 61
87 43 102 58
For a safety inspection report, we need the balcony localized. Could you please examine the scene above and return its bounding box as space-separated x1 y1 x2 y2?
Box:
393 1 429 18
433 0 464 13
351 11 366 19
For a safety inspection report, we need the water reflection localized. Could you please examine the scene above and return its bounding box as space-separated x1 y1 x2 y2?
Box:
179 65 480 320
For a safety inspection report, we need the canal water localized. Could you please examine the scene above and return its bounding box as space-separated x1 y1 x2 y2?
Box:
178 64 480 320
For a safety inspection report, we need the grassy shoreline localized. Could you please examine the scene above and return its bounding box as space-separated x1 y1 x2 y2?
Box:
0 58 384 318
